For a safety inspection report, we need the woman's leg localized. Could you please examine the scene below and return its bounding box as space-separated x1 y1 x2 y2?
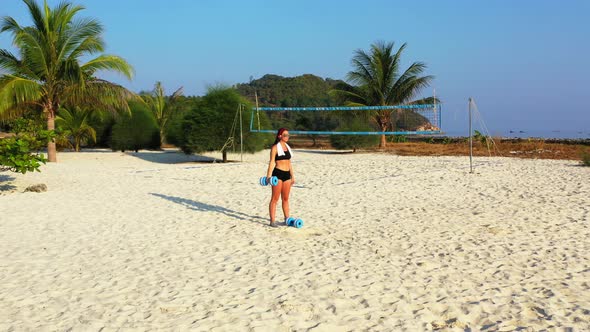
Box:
269 180 283 224
281 179 292 221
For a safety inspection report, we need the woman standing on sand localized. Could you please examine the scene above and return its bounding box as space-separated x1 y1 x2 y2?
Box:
265 128 295 227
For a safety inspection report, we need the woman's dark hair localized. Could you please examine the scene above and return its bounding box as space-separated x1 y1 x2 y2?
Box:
273 127 288 145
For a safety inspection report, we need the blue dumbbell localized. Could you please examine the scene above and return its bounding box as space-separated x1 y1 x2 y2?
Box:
286 217 304 228
259 176 279 186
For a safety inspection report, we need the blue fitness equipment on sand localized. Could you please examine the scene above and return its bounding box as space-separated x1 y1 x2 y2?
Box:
259 176 279 186
286 217 304 228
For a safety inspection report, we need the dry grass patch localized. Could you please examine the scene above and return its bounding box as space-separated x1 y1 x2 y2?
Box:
288 136 589 161
386 141 587 160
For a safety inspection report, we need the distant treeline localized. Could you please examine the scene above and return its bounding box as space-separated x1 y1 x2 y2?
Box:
235 74 351 107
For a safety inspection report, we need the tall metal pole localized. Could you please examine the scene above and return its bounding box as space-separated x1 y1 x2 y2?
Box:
255 90 260 130
433 88 436 106
433 88 437 128
239 104 243 162
469 98 473 174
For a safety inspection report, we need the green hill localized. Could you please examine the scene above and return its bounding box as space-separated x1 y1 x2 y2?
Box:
235 74 350 107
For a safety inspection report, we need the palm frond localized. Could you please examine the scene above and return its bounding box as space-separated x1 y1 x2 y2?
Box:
0 16 23 35
81 54 134 79
329 88 368 106
58 17 104 61
0 49 21 73
69 35 104 60
170 86 184 100
59 58 84 86
14 28 50 78
347 50 374 86
22 0 46 34
409 96 441 105
56 106 97 150
389 75 434 105
0 75 42 114
62 78 135 114
51 2 85 33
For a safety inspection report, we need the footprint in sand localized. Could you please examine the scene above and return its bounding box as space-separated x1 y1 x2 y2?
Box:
430 318 468 330
159 306 189 314
275 300 315 319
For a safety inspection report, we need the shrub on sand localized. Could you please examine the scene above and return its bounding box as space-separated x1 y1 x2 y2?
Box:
110 102 160 152
0 123 54 174
330 119 379 152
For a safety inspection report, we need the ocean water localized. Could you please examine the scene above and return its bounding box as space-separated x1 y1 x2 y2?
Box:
441 129 590 139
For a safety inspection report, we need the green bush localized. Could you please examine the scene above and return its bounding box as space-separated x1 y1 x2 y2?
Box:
473 130 489 145
389 135 407 143
110 102 160 152
329 119 380 152
178 107 220 154
163 109 186 147
0 129 54 174
87 112 116 148
7 117 45 135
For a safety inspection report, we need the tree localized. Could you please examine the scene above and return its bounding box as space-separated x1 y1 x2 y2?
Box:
55 106 96 151
332 41 435 148
178 87 271 162
0 0 134 162
141 81 183 147
164 95 201 147
110 101 160 153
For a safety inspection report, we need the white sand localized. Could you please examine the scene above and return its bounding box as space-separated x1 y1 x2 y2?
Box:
1 149 589 331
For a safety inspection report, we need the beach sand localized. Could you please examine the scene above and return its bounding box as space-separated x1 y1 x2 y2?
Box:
1 149 589 331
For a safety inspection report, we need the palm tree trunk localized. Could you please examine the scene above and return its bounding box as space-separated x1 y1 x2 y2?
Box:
380 134 386 148
380 121 388 148
378 114 388 149
47 109 57 162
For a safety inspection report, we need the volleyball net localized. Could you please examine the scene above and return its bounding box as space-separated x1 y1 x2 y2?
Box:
250 104 441 135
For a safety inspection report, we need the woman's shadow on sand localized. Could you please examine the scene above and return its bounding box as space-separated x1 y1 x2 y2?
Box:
150 193 267 224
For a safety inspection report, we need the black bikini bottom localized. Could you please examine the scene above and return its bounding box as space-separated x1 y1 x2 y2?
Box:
272 168 291 182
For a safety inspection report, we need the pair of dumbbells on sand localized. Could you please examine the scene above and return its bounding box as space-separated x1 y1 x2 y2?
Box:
259 176 304 229
285 217 304 228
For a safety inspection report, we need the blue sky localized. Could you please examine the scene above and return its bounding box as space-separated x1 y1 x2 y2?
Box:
1 0 589 135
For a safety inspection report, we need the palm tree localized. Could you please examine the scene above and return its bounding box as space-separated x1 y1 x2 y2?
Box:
332 41 435 148
141 82 183 147
55 106 96 152
0 0 134 162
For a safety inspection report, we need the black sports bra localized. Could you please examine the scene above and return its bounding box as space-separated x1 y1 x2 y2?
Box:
275 148 291 161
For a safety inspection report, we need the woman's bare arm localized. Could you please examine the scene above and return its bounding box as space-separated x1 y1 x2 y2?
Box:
289 161 295 184
266 145 277 178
